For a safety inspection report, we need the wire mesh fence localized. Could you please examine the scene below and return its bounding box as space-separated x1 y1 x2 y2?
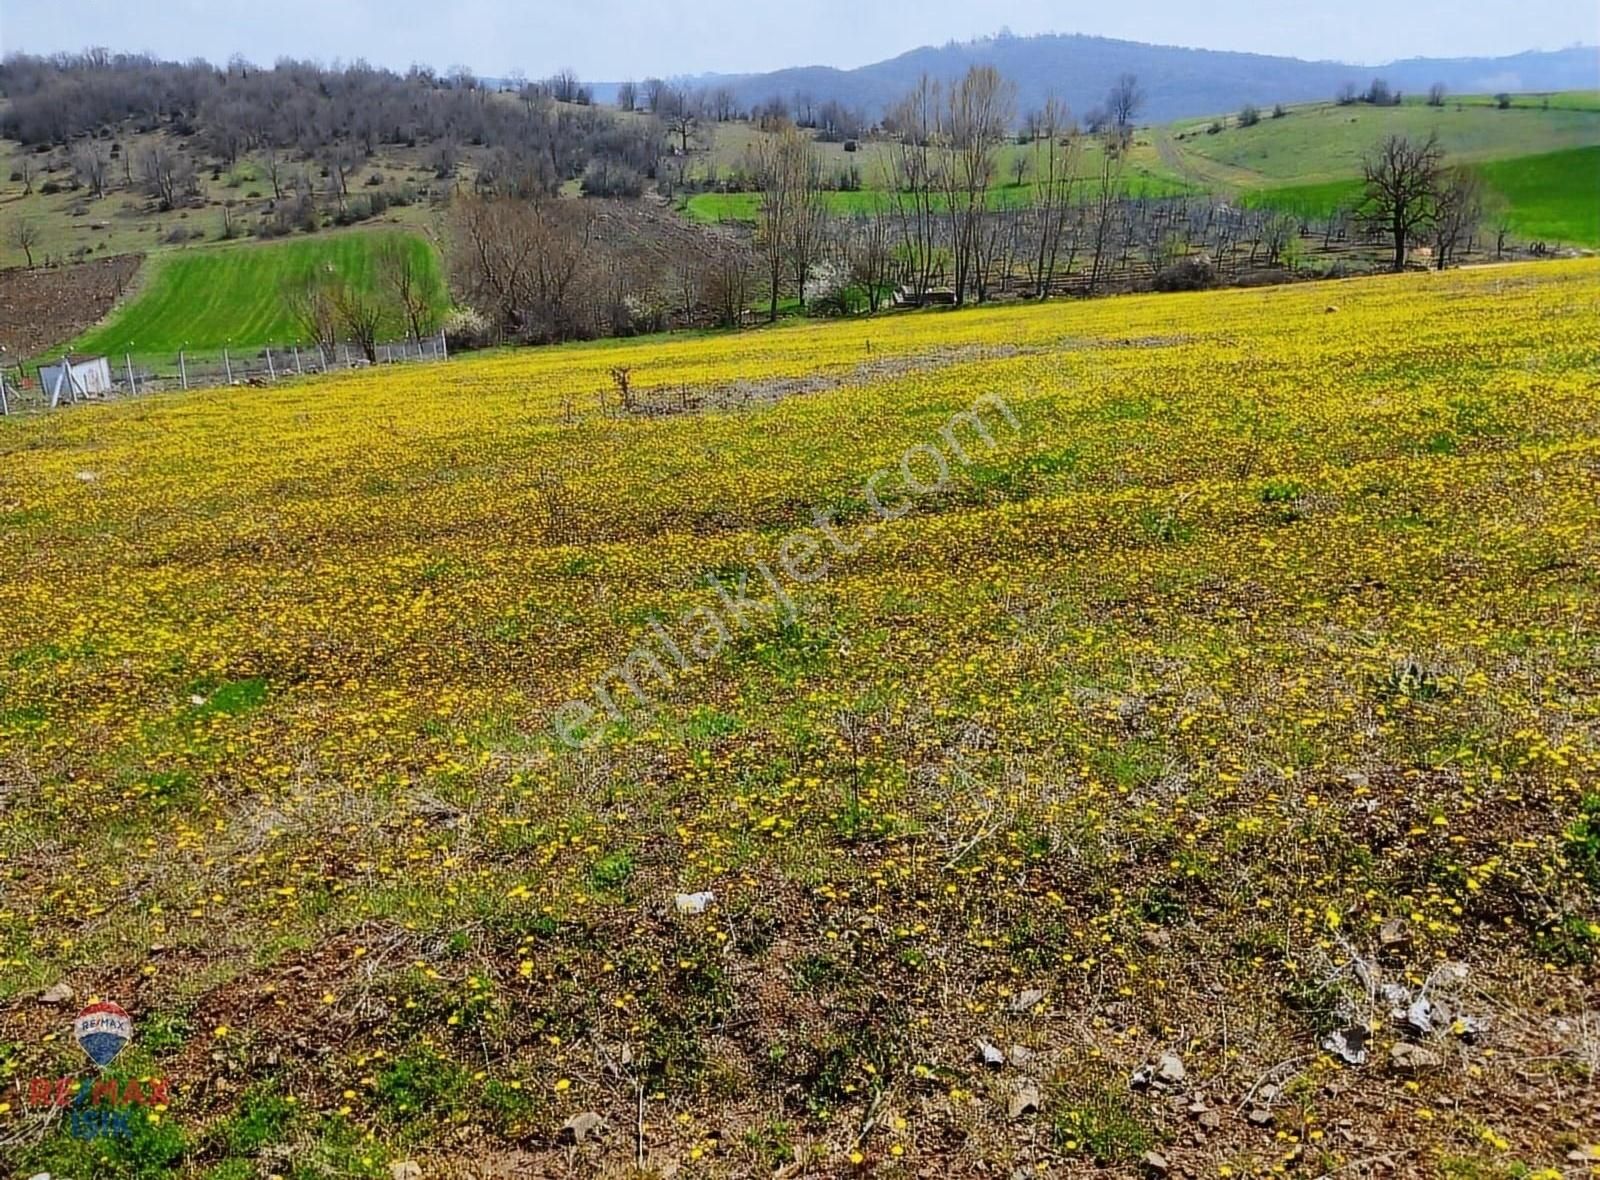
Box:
1 332 451 416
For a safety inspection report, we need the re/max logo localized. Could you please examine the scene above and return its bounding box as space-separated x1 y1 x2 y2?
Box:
22 1076 172 1141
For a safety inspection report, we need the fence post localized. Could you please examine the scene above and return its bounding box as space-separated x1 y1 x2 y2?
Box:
125 353 137 396
439 329 448 361
293 345 303 375
179 350 188 391
266 347 276 382
317 344 326 372
0 376 9 416
224 348 233 385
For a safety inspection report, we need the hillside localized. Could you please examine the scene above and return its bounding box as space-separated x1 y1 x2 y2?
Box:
686 33 1599 123
1167 94 1600 245
2 259 1599 1176
681 93 1600 247
1164 93 1600 186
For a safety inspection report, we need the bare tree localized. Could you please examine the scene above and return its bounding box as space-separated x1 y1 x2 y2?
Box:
325 143 359 203
754 95 791 131
884 75 946 301
378 237 438 341
789 152 828 310
8 217 40 268
263 142 284 199
703 235 753 327
1028 96 1083 298
710 87 739 123
449 193 596 342
283 268 341 356
616 80 638 112
941 65 1016 304
1085 134 1127 293
1427 82 1447 107
1105 73 1144 147
331 282 385 362
846 210 894 311
1358 133 1442 271
661 87 702 154
71 141 110 198
753 126 812 322
1432 166 1484 269
548 68 582 104
139 145 197 210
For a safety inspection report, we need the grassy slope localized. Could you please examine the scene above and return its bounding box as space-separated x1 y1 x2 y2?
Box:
1169 97 1600 184
1 260 1598 1175
1476 145 1600 244
71 229 449 357
1243 145 1600 246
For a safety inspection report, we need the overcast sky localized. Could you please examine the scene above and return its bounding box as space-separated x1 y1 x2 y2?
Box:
1 0 1592 78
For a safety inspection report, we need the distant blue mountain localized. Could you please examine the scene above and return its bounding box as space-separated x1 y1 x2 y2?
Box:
592 33 1600 122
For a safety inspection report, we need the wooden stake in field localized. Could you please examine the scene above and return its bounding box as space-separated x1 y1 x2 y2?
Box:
266 348 277 382
125 353 137 396
293 345 303 376
224 348 233 385
439 329 448 361
179 350 188 391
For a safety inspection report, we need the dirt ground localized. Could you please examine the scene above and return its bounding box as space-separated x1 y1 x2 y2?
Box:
0 253 143 363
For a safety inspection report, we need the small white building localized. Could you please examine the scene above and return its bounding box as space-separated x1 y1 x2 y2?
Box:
40 355 114 405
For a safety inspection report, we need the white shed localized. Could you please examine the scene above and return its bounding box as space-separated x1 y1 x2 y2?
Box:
40 355 114 405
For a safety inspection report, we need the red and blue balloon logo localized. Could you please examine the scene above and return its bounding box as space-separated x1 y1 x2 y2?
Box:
74 1002 133 1068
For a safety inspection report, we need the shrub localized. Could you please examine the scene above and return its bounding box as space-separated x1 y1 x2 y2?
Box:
1239 104 1262 127
1154 254 1218 292
580 161 644 198
442 307 492 351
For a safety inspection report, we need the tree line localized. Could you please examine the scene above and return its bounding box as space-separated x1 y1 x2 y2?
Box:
1 51 663 201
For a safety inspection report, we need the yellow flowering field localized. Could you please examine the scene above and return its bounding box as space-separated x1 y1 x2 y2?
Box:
2 260 1598 1176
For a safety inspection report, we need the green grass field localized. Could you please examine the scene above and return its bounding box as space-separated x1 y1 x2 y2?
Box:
1476 146 1600 245
1242 145 1600 246
1167 97 1600 186
70 229 449 358
683 170 1191 223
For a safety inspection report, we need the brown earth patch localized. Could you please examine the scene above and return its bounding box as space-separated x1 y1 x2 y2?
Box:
0 254 143 362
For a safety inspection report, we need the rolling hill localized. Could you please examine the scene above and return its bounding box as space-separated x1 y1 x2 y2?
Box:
672 32 1599 123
